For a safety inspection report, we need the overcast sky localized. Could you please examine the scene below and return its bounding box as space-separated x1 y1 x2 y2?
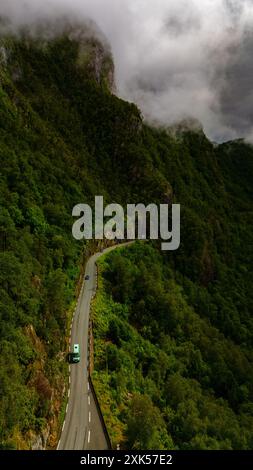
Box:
1 0 253 142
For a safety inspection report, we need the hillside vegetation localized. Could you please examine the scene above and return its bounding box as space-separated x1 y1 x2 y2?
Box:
93 242 253 449
0 22 252 449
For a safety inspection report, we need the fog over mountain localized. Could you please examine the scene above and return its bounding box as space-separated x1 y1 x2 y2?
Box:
1 0 253 142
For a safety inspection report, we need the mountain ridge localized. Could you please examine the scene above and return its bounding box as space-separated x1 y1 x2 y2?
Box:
0 23 252 449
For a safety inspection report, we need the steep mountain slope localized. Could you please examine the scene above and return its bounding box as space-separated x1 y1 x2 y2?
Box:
0 23 252 449
93 241 253 449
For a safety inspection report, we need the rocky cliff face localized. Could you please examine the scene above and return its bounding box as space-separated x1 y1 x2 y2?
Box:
0 17 115 93
1 13 252 452
77 38 115 92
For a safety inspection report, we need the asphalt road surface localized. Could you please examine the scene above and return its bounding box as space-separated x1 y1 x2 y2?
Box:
58 243 131 450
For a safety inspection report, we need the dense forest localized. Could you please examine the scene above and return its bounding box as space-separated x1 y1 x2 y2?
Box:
93 242 253 449
0 21 252 449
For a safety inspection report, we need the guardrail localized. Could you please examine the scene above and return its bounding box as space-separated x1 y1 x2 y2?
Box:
87 257 112 450
88 376 112 450
87 241 132 450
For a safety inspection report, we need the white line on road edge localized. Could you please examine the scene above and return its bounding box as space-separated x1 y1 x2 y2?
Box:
58 245 132 450
57 440 61 450
89 412 91 423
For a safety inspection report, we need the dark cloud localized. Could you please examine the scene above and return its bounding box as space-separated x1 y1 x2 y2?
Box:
163 6 202 38
216 30 253 140
1 0 253 142
224 0 244 19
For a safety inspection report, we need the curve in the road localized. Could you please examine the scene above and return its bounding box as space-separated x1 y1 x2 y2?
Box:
58 243 132 450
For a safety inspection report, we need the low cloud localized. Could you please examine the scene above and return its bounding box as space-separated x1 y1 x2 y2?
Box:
1 0 253 142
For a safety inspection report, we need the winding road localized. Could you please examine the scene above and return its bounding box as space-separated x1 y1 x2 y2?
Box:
58 243 130 450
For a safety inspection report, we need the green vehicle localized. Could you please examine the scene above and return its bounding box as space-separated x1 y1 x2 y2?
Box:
69 344 80 363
